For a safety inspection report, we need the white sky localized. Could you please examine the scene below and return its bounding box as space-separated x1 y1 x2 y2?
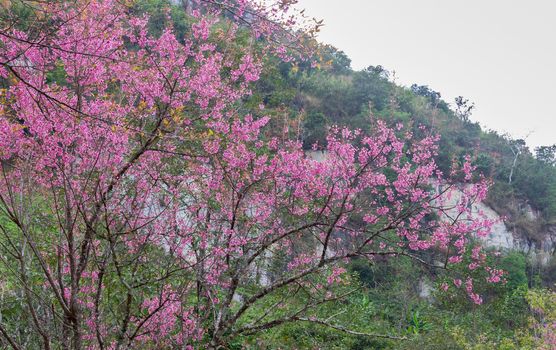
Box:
298 0 556 149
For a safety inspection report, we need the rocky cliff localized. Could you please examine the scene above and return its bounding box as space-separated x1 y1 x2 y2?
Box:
445 184 555 265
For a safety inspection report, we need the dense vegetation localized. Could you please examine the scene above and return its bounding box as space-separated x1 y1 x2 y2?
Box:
0 0 554 349
253 44 556 226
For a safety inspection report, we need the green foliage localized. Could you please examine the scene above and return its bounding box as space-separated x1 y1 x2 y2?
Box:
302 111 329 148
499 252 528 290
406 311 431 335
235 250 549 349
130 0 190 38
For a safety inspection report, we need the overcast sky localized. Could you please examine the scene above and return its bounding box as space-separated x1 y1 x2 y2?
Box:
298 0 556 149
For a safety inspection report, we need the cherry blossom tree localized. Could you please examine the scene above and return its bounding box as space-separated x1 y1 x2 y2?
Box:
0 1 500 349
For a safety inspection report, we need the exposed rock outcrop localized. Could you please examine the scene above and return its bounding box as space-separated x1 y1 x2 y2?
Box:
442 184 555 265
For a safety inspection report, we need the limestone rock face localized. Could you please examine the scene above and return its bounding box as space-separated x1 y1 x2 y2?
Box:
305 150 327 162
306 151 554 263
472 202 514 250
439 184 555 265
418 279 433 300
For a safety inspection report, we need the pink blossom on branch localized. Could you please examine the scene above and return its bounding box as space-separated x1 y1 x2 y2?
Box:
0 0 500 348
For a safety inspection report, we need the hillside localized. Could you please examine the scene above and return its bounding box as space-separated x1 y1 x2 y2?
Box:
253 43 556 259
0 1 555 349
